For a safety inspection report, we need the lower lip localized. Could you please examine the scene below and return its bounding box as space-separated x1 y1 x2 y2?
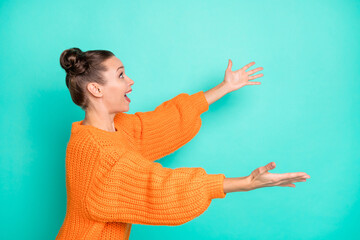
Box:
125 95 131 102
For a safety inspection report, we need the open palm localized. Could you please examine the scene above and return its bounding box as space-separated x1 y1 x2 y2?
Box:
248 162 311 190
223 59 264 93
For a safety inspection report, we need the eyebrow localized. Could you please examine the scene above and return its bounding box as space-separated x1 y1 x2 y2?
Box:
116 66 124 72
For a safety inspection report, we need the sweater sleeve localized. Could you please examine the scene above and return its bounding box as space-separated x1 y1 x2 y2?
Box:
114 91 209 161
85 146 226 225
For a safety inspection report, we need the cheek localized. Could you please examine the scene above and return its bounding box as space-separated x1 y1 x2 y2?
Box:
104 86 125 103
105 79 127 98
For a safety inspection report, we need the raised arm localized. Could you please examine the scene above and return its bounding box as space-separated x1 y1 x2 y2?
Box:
114 91 209 161
114 59 264 161
85 146 226 225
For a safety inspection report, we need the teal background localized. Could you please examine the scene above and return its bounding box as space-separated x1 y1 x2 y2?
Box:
1 0 359 239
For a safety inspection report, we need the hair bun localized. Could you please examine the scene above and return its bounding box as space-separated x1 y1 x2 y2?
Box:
60 48 89 76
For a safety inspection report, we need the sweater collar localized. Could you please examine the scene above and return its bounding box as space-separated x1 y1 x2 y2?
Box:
71 120 120 134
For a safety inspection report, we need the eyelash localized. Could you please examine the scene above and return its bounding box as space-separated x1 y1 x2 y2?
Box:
119 72 125 79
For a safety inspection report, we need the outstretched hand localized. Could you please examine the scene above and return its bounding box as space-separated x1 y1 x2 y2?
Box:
247 162 311 190
223 59 264 93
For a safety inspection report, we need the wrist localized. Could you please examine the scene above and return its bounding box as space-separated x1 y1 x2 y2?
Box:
219 81 231 94
223 176 251 193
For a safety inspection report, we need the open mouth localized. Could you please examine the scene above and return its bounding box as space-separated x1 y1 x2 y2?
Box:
124 90 132 102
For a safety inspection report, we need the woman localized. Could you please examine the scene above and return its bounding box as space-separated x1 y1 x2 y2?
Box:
56 48 310 240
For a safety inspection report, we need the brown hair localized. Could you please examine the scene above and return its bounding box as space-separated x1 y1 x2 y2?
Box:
59 48 115 110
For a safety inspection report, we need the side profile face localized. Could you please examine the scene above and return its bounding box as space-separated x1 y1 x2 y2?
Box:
87 56 134 113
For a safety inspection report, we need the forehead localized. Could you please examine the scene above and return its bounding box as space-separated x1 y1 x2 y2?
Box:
104 56 123 69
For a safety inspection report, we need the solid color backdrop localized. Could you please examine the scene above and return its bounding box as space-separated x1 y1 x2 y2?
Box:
0 0 359 239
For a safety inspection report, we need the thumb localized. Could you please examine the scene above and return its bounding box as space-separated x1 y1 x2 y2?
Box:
227 59 232 71
259 162 276 174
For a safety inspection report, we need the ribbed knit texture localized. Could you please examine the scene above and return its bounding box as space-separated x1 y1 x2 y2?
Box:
55 90 227 240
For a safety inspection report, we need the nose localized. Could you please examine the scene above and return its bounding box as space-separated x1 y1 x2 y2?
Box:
128 77 134 86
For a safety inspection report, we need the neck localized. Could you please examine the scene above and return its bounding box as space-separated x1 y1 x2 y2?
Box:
82 110 117 132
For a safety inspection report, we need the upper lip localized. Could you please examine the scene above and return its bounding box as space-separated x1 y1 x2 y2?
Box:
126 89 132 93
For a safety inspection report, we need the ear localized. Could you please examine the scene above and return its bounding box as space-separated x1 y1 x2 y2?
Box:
87 83 103 97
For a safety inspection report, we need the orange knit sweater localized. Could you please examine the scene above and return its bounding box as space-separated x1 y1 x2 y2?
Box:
55 90 227 240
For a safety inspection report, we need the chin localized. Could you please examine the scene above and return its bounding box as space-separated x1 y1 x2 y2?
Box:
122 105 130 112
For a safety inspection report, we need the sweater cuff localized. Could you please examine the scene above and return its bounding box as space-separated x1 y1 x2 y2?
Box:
203 173 227 199
189 91 209 115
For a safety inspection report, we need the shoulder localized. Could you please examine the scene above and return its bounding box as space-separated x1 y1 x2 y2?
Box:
99 145 128 159
67 128 100 150
114 112 138 125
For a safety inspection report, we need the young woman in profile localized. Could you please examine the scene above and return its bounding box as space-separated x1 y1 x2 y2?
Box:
56 48 310 240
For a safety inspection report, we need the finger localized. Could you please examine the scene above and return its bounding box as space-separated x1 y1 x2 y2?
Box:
289 177 308 183
278 172 310 179
249 74 264 80
247 67 264 75
251 162 275 177
227 59 232 71
247 82 261 85
241 61 256 71
271 173 309 183
279 177 309 185
260 162 276 174
278 183 296 188
280 176 309 183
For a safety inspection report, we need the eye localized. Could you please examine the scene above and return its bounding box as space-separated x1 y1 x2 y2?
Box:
119 72 125 79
